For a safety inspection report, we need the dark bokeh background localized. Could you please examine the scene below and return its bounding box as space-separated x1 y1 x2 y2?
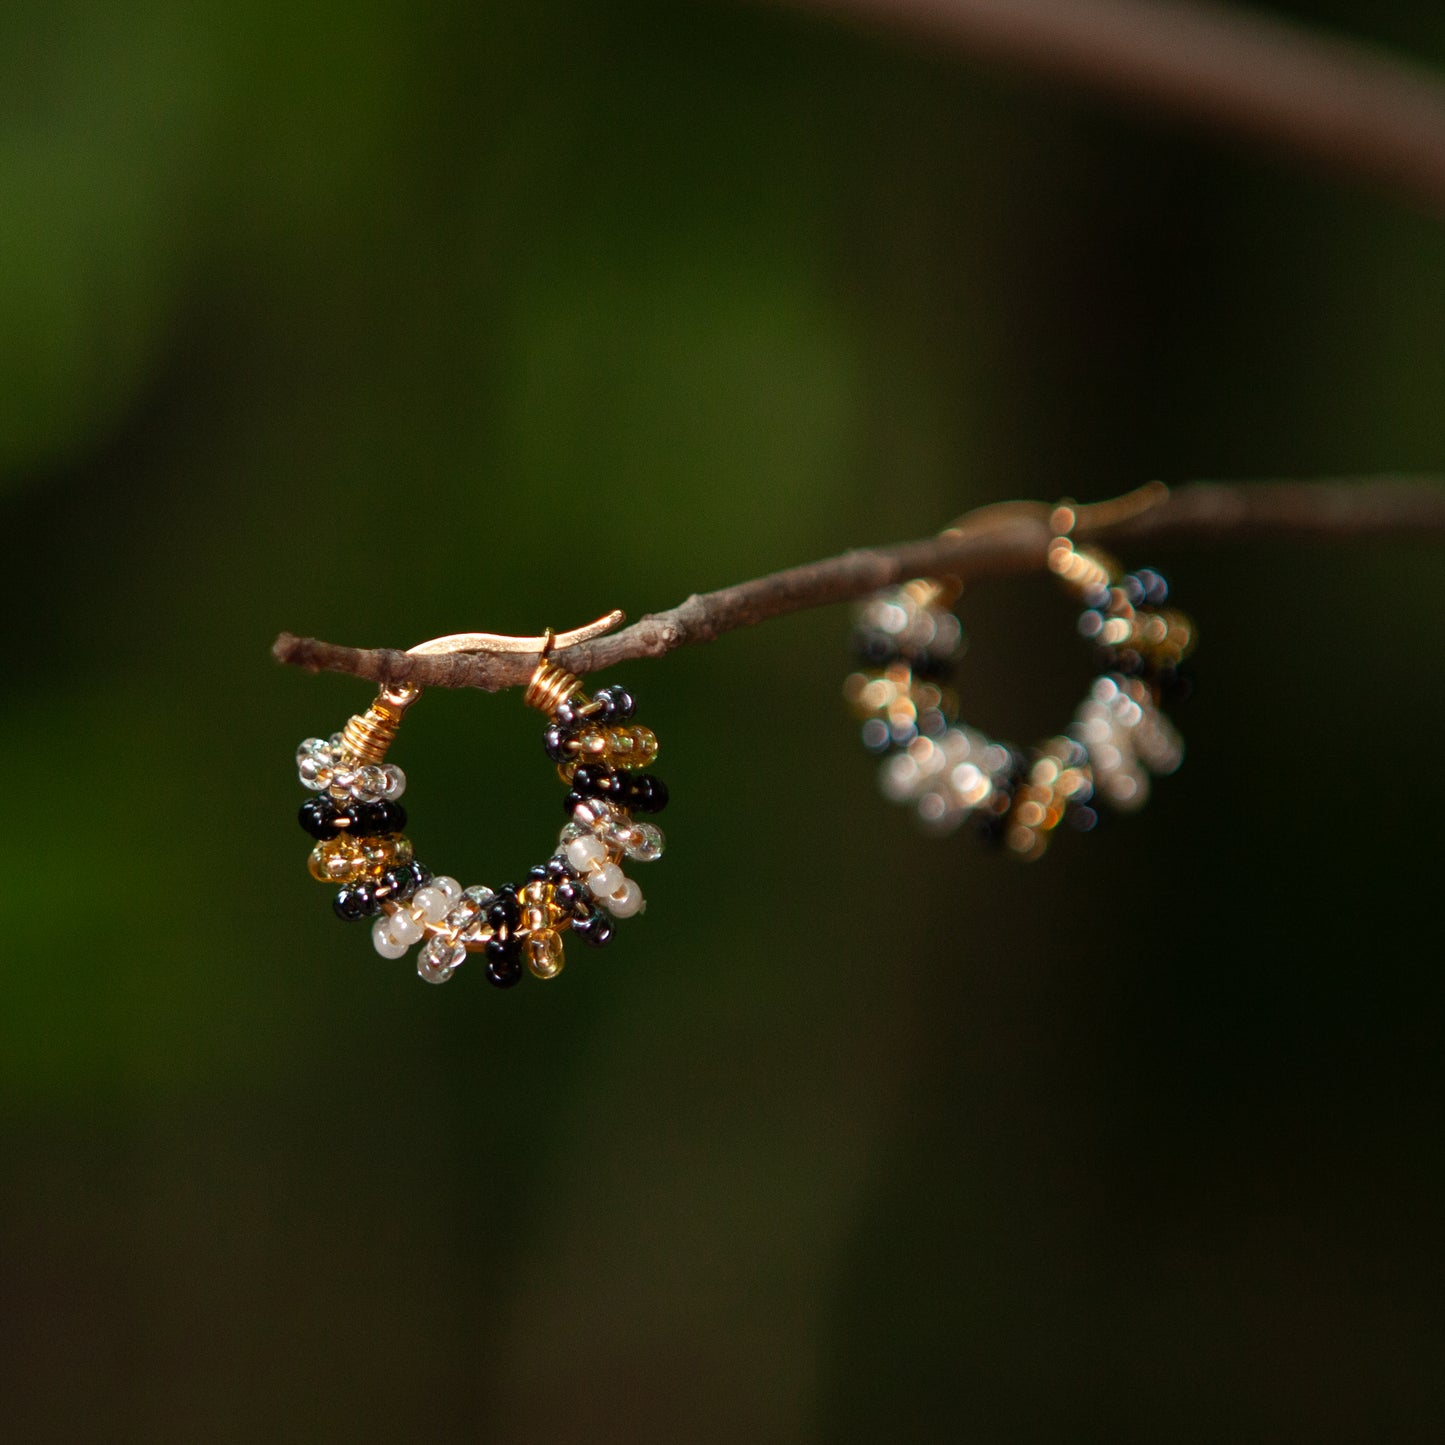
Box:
3 1 1444 1439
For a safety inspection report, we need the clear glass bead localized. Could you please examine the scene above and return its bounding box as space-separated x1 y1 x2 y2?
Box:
354 765 387 801
298 755 330 790
296 737 330 769
418 934 465 985
381 764 406 801
461 884 495 909
620 821 664 863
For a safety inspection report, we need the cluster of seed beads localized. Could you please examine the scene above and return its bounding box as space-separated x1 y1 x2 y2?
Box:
845 540 1194 859
296 681 667 989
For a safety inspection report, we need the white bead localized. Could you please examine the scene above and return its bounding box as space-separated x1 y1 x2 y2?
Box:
372 915 410 959
566 835 607 873
412 887 450 924
432 876 462 905
588 863 623 898
604 878 644 918
389 909 425 945
381 764 406 800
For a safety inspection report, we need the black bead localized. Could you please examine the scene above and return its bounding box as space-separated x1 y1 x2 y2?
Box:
1158 665 1194 705
563 790 585 816
487 889 520 932
544 856 574 883
911 652 955 682
525 864 550 883
485 946 524 988
572 912 613 948
543 723 573 762
298 796 341 840
629 774 669 813
572 763 617 798
553 879 584 911
333 882 377 922
349 800 393 836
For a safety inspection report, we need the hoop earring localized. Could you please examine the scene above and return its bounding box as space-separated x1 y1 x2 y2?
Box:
294 611 669 987
845 502 1195 859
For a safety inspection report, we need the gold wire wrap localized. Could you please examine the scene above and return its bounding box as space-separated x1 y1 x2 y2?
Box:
339 693 412 765
524 659 584 715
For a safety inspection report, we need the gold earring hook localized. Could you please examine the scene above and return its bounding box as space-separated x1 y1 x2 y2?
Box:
404 608 625 659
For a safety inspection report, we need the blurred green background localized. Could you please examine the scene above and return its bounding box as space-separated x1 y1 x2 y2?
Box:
3 0 1444 1439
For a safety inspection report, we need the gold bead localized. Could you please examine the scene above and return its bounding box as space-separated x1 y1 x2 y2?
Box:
526 930 565 980
307 845 330 882
577 726 608 758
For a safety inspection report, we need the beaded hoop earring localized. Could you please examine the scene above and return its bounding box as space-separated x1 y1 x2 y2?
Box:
845 504 1195 859
294 612 669 987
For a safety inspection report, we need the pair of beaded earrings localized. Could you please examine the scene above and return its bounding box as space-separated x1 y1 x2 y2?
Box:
844 502 1195 857
294 500 1192 986
294 613 668 988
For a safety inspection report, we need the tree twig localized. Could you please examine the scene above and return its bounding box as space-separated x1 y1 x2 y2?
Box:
768 0 1445 218
273 477 1445 692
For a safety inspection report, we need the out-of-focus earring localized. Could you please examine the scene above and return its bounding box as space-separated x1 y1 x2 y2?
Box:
844 500 1195 859
294 611 669 987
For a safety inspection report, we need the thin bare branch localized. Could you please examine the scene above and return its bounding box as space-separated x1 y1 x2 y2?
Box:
770 0 1445 217
273 477 1445 692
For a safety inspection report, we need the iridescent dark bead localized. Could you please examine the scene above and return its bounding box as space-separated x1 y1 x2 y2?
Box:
553 879 584 911
572 912 613 947
1066 802 1099 832
333 882 377 921
298 796 341 840
543 723 573 762
525 864 549 883
563 790 585 815
552 699 583 728
544 856 574 883
852 631 898 668
595 685 636 722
